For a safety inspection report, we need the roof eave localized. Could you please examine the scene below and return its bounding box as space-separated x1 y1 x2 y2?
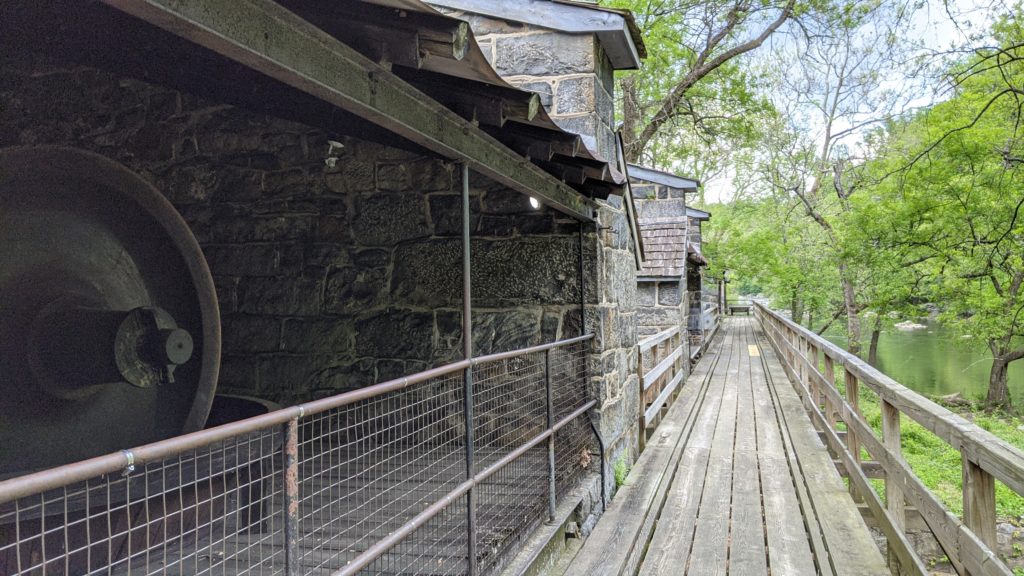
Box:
426 0 643 69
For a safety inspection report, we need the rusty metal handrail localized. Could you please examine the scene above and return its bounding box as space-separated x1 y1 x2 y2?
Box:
0 333 593 505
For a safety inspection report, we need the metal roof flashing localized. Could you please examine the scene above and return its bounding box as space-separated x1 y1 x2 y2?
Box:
627 164 701 191
425 0 644 69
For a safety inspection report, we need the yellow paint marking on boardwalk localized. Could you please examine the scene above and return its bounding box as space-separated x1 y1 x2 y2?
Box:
749 345 760 357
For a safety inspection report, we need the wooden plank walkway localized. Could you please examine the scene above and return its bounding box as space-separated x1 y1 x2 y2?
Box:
565 317 888 576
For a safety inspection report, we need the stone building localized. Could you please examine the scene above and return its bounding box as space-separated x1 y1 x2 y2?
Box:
0 0 655 558
630 165 700 342
0 2 732 576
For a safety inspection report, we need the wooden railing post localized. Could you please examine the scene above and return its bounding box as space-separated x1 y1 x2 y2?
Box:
881 400 906 572
963 455 997 557
637 343 646 454
844 368 862 502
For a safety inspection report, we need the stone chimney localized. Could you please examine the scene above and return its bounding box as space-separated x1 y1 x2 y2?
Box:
427 0 643 161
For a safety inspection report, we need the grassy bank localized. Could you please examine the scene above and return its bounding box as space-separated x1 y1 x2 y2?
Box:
834 373 1024 519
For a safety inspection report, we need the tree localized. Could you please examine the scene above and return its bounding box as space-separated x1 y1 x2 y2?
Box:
601 0 800 165
863 57 1024 407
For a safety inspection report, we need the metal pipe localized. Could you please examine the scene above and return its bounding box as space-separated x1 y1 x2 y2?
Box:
282 417 300 576
332 399 598 576
578 222 586 336
470 333 594 363
545 348 557 523
460 162 478 576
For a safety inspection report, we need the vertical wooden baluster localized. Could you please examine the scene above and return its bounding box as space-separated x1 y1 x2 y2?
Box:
637 342 646 453
881 400 906 573
844 368 862 503
962 454 997 560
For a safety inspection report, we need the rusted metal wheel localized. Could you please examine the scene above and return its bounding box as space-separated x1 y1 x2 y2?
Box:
0 146 221 476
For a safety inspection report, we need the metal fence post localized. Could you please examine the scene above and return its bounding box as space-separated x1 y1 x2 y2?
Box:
282 416 300 576
461 162 477 576
546 348 557 523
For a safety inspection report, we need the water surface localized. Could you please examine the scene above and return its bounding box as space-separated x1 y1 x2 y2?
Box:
820 321 1024 403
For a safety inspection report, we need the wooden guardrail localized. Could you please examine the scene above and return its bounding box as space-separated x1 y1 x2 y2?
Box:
755 303 1024 576
637 326 687 451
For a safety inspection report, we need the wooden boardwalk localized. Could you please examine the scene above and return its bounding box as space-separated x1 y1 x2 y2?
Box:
566 316 888 576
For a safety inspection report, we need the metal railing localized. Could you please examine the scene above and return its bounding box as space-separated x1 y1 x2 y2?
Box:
636 327 686 452
0 335 597 576
756 303 1024 576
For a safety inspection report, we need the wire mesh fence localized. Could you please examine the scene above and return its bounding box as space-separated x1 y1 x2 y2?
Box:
0 335 596 576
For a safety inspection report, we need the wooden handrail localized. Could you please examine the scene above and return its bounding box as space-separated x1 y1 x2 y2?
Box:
638 325 679 353
754 303 1018 576
636 326 687 452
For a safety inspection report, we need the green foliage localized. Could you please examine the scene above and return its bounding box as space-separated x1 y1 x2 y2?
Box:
613 455 631 488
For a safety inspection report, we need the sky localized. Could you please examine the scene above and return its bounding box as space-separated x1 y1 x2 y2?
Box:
699 0 999 204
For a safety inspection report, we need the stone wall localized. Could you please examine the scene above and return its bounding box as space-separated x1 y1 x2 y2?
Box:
1 50 587 407
440 12 618 161
637 280 686 338
587 196 641 496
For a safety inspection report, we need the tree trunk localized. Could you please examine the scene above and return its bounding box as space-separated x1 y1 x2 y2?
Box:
791 292 803 326
986 354 1012 410
840 266 861 355
807 312 815 330
868 320 881 367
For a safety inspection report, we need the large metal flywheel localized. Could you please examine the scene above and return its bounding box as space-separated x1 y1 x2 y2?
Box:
0 146 221 476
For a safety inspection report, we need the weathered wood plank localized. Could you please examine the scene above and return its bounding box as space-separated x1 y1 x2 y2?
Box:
728 322 768 575
565 339 723 576
637 331 734 575
755 305 1024 500
748 321 818 576
757 309 1011 576
687 325 741 576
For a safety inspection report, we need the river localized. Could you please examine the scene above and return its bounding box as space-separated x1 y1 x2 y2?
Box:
820 321 1024 403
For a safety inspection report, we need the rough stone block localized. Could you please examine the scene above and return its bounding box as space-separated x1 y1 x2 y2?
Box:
304 244 353 270
542 311 562 341
323 266 388 313
603 247 637 310
482 189 531 214
637 307 680 329
509 80 553 108
658 283 681 306
462 14 529 36
428 193 481 236
237 276 322 316
434 309 464 360
477 215 513 237
216 354 260 395
555 76 596 116
316 215 352 243
204 245 280 276
351 192 429 245
355 311 434 359
324 158 376 193
211 212 315 243
637 283 656 307
512 214 556 235
376 158 452 192
494 33 596 77
213 276 238 314
222 315 281 353
392 237 582 308
551 114 597 142
282 318 355 352
472 309 543 355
